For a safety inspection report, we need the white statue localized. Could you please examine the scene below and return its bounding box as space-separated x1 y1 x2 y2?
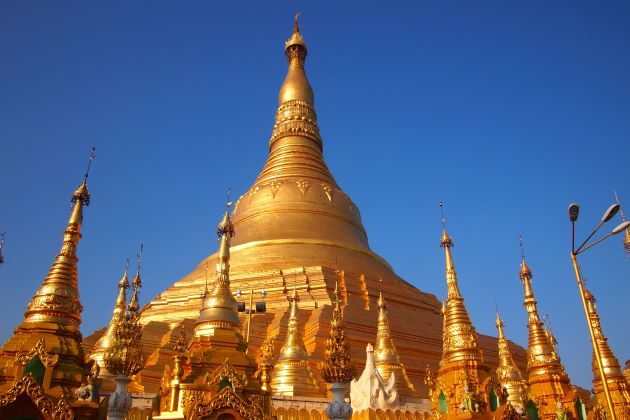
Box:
350 343 399 412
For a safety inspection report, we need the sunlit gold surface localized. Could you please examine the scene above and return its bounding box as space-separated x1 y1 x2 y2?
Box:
113 18 527 397
429 227 491 417
89 268 129 392
519 259 577 418
0 180 91 397
584 288 630 418
270 287 322 397
495 312 527 411
374 291 417 397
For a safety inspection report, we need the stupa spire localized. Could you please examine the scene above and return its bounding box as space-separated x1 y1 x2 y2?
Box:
91 261 130 360
495 310 527 411
518 238 577 417
373 281 417 396
129 245 143 313
438 203 481 363
0 147 95 396
270 286 322 397
583 287 630 417
195 209 241 336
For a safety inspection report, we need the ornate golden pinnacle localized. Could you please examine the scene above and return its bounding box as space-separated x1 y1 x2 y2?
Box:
321 283 356 384
104 306 145 376
105 249 145 376
217 210 235 239
173 324 187 355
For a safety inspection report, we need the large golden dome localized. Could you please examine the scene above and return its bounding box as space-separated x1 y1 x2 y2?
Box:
88 20 526 396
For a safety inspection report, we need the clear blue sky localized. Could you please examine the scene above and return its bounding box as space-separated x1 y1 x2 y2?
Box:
1 2 628 390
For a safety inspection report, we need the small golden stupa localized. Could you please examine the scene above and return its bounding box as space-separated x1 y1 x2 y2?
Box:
269 287 322 397
427 224 492 418
583 287 630 418
494 311 527 412
0 173 92 398
373 290 418 397
157 209 265 418
518 258 578 418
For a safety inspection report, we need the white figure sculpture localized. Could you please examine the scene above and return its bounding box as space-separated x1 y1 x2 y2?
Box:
350 343 400 412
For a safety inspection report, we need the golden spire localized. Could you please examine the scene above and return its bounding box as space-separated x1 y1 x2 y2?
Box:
438 204 481 364
269 286 322 396
518 238 575 416
23 147 94 328
518 250 562 370
129 244 143 313
495 310 526 410
195 209 241 336
278 11 313 106
321 282 356 384
0 147 96 396
373 282 417 395
92 261 130 359
583 286 630 416
104 294 145 377
614 190 630 257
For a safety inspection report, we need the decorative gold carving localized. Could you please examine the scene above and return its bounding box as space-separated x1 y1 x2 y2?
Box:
321 282 356 383
0 373 74 420
15 338 60 368
296 180 310 196
270 181 282 198
206 358 245 390
321 183 334 202
187 386 264 419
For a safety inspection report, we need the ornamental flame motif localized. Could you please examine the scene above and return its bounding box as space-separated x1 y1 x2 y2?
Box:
321 283 356 384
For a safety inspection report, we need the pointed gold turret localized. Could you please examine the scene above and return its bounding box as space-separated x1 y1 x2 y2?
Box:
270 287 322 397
584 287 630 418
194 210 242 337
433 219 490 416
321 282 356 384
439 227 482 364
495 311 527 411
519 255 577 417
373 290 417 396
0 148 95 397
89 263 130 392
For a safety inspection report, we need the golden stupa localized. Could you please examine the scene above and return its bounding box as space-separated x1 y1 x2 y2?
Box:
518 258 578 418
84 17 527 400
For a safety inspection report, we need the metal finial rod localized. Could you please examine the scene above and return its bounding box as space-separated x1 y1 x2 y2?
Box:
125 258 130 274
519 235 526 262
0 232 5 267
439 201 446 227
294 10 301 33
83 147 96 183
137 243 144 274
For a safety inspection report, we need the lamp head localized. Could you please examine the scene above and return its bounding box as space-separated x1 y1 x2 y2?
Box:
612 220 630 235
569 203 580 222
602 203 621 223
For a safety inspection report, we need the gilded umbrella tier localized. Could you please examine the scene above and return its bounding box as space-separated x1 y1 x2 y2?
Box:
495 311 527 411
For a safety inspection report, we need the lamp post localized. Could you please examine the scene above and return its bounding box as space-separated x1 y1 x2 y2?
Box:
568 203 630 420
235 287 267 345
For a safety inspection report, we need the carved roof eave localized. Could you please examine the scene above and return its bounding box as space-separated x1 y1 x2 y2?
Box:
0 373 74 420
206 358 247 389
15 338 60 368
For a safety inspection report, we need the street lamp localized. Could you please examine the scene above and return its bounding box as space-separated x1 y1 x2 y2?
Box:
235 287 268 345
569 202 630 420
